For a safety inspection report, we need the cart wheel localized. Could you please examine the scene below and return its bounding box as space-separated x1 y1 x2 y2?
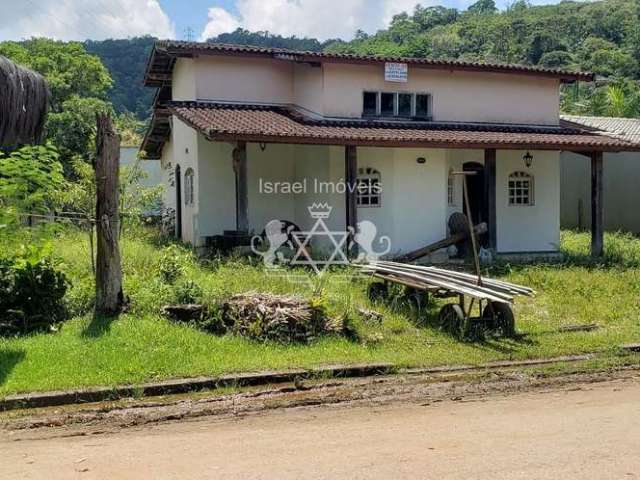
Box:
368 282 388 301
482 302 516 337
437 304 465 339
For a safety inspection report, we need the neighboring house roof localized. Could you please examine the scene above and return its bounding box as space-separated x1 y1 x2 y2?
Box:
142 102 638 159
144 40 594 87
560 115 640 146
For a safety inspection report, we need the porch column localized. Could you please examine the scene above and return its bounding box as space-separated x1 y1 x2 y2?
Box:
345 145 358 242
484 148 497 251
232 141 249 232
591 151 604 257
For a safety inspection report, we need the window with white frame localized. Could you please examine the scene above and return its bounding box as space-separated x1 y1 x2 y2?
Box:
356 167 381 207
362 91 431 119
508 171 534 206
447 170 455 205
184 168 195 205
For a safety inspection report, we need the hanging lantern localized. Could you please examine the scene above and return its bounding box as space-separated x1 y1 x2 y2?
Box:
523 151 534 168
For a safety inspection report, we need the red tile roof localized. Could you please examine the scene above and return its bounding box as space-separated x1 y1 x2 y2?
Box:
144 40 594 86
141 102 639 159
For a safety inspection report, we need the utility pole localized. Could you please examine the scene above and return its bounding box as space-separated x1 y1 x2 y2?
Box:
94 113 124 315
183 27 195 42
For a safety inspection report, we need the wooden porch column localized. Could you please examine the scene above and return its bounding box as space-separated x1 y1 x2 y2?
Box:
484 148 497 251
345 145 358 241
591 151 604 257
232 141 249 232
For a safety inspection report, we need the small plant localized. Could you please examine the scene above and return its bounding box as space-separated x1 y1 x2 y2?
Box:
175 280 203 304
0 244 70 335
157 244 189 284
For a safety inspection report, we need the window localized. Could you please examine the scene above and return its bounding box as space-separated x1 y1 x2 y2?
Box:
447 170 455 205
356 167 381 207
363 91 378 116
184 168 195 205
398 93 413 117
508 171 534 206
380 92 395 116
362 91 431 119
415 94 431 118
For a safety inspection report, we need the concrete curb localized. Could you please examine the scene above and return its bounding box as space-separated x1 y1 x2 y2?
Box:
0 354 599 412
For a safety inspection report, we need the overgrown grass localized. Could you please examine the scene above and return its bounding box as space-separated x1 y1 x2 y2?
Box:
1 225 639 396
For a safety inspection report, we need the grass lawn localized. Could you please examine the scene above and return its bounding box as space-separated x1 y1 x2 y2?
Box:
1 226 640 396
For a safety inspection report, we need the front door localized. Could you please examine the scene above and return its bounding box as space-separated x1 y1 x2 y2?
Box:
462 162 486 226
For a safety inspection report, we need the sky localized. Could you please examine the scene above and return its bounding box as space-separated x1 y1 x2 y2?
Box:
0 0 571 43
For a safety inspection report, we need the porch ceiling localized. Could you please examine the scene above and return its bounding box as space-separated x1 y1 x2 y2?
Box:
141 101 640 158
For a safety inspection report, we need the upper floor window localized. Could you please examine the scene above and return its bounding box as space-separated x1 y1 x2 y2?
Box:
357 167 381 207
362 91 431 119
184 168 195 206
508 171 534 206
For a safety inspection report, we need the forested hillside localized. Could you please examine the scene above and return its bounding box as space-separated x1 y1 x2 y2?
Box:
84 36 157 119
4 0 637 120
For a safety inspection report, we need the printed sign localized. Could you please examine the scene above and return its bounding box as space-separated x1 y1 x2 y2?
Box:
385 62 408 83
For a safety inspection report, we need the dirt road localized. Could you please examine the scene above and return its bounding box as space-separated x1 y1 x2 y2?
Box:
2 373 639 479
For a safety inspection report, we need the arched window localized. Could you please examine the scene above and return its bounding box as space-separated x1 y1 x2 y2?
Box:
357 167 381 207
184 168 195 206
508 171 534 206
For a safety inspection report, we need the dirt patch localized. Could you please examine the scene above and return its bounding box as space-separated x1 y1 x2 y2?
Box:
3 365 638 440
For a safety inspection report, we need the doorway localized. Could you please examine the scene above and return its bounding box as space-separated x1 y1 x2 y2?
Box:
462 161 486 226
175 164 182 240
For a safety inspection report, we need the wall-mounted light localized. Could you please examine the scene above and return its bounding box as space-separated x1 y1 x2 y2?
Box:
416 157 427 164
259 142 267 152
523 151 533 168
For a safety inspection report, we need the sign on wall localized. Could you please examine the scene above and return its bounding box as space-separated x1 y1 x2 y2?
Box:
385 62 408 83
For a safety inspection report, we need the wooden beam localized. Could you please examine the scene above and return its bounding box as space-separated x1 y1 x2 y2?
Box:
94 114 124 315
345 145 358 247
484 148 497 251
233 141 249 233
591 151 604 257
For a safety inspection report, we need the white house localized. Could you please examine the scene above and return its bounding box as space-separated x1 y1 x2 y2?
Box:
560 115 640 234
141 41 639 257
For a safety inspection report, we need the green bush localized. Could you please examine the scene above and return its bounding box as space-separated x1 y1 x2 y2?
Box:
174 280 203 304
0 246 70 335
157 244 190 284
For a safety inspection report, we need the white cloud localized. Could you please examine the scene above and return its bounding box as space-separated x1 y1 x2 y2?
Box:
200 7 242 41
199 0 436 42
0 0 175 41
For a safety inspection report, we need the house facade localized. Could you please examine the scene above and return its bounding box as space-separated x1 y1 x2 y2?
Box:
142 41 637 257
560 115 640 234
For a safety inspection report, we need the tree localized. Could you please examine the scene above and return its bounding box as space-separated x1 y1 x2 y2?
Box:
0 39 114 169
467 0 497 15
0 143 65 214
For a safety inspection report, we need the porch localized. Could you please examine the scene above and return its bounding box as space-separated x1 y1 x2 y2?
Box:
142 102 640 257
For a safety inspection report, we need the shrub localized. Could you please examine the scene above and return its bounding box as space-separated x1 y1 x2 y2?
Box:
174 280 203 304
0 246 70 335
157 244 189 284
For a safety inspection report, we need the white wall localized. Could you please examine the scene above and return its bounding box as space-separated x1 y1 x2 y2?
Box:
561 151 640 233
170 118 199 244
172 58 197 101
321 63 560 125
174 56 560 125
496 150 560 252
195 56 294 104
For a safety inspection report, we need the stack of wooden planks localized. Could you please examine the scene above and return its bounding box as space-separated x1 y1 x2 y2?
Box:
357 261 534 304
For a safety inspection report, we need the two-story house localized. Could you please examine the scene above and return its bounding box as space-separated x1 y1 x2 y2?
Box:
141 40 638 257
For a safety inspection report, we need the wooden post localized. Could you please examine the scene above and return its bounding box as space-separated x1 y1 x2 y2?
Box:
591 151 604 257
233 141 249 233
345 145 358 249
94 114 124 315
484 148 497 251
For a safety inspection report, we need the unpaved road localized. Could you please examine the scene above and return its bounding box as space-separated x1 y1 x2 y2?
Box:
2 374 640 479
